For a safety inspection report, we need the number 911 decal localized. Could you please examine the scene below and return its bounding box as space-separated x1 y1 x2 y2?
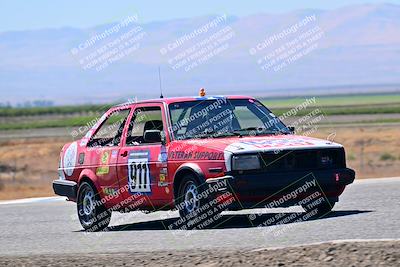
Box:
128 151 151 193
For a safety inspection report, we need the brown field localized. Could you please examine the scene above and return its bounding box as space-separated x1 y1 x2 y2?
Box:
0 125 399 200
0 137 65 200
312 125 400 178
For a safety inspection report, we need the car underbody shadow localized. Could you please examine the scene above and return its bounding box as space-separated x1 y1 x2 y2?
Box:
106 209 372 232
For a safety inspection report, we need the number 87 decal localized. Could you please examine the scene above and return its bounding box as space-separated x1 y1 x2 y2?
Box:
128 151 151 193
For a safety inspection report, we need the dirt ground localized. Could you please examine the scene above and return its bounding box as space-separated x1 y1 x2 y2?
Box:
0 241 398 266
312 125 400 179
0 125 398 200
0 137 65 200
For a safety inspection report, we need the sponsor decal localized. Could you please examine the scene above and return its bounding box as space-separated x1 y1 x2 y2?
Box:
194 96 226 101
158 173 168 187
101 151 110 164
168 151 224 160
78 153 85 165
158 146 168 162
111 150 118 159
63 142 78 177
159 173 166 182
128 151 151 193
226 137 341 153
160 167 168 175
96 166 109 176
239 139 315 148
96 151 110 176
103 187 118 196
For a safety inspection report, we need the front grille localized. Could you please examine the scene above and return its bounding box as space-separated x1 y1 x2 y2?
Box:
259 148 345 172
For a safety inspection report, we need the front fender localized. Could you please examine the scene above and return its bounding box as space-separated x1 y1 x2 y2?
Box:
174 163 206 184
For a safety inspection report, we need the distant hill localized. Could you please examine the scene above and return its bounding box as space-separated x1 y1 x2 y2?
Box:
0 3 399 105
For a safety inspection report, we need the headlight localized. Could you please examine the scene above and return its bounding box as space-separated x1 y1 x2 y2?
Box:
232 154 261 170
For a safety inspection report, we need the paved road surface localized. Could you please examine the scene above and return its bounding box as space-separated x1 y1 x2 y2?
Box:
0 178 399 256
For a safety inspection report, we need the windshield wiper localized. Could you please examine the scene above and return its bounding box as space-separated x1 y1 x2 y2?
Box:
189 131 238 139
213 132 240 138
233 127 278 136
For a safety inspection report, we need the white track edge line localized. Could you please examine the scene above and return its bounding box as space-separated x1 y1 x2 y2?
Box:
249 238 400 252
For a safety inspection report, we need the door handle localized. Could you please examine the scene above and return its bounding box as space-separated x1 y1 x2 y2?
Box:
120 151 128 157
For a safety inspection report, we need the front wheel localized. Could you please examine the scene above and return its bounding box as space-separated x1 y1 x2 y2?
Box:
77 182 111 232
176 175 224 229
178 176 203 218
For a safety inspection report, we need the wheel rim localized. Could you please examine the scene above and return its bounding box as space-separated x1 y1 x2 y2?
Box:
183 182 200 214
79 186 96 226
83 191 94 215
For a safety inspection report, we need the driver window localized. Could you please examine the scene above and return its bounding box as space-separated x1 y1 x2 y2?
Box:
127 107 163 146
88 109 130 147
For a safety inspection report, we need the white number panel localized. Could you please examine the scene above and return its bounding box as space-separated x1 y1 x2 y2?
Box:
128 151 151 193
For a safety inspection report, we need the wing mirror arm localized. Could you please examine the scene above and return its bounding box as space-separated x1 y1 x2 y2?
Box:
160 131 167 145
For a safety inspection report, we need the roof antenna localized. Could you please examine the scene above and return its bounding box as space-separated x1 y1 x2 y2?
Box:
158 66 164 99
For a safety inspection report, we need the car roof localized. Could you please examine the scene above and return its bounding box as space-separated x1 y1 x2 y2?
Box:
114 95 255 108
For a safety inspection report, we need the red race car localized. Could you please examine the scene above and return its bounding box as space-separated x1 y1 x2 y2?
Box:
53 91 355 231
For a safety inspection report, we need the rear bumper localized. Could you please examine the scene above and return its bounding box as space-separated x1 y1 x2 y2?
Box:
206 168 355 209
52 180 77 200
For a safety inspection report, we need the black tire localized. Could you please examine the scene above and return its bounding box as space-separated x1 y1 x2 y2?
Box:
302 200 335 217
77 182 111 232
175 175 210 229
176 174 225 230
177 175 204 219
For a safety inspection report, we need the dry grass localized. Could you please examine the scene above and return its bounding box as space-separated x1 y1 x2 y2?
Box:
0 137 65 200
311 125 400 178
0 182 54 200
0 125 399 200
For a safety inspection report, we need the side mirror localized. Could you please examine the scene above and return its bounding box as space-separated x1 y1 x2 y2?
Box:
144 130 162 143
288 126 295 134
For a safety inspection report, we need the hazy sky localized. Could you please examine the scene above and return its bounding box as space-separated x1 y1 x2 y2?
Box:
1 0 399 32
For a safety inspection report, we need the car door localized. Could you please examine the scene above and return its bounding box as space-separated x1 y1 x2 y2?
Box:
117 103 171 210
85 108 131 206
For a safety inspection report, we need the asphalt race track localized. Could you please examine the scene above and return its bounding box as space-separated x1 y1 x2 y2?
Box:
0 178 399 257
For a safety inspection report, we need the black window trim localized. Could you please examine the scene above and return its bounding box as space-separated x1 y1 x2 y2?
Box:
125 105 165 147
87 107 131 148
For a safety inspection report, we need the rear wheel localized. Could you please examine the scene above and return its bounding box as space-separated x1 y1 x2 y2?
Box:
77 182 111 232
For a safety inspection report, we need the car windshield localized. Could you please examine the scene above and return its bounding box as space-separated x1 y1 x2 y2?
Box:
168 98 290 140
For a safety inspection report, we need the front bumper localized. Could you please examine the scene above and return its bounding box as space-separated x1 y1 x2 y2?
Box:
206 168 355 209
52 180 77 199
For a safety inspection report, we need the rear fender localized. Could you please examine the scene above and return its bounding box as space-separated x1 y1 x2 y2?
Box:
78 169 104 198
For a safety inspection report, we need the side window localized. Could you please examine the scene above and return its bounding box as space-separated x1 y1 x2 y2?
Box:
127 107 163 146
88 109 130 147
